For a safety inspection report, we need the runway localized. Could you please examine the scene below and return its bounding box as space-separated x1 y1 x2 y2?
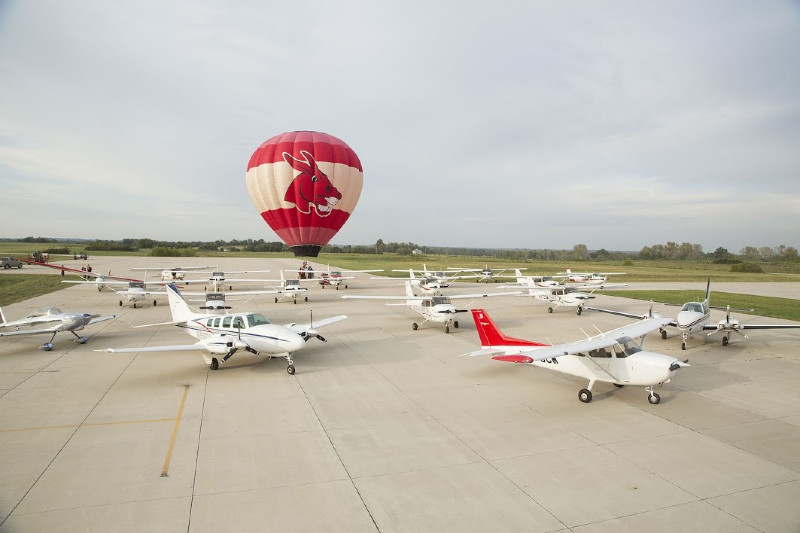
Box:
2 257 799 532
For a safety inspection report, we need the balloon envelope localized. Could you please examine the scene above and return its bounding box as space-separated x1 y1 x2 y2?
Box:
246 131 363 257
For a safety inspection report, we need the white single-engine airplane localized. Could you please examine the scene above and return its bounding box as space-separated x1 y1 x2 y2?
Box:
287 266 383 290
0 305 115 351
465 309 688 404
181 270 273 292
96 285 346 373
560 268 626 284
587 278 800 350
391 265 460 288
132 265 216 282
63 279 166 308
343 281 520 333
501 272 627 315
450 265 525 283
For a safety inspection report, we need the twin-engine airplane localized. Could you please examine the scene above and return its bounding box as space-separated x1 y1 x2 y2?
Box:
0 305 115 350
343 281 521 333
465 309 688 404
96 285 346 373
588 279 800 350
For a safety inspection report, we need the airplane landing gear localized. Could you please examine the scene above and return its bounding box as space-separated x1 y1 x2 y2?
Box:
41 342 54 351
412 323 418 330
548 307 554 313
722 336 729 346
287 364 295 375
646 386 661 404
576 307 583 316
210 358 219 370
661 329 667 339
578 388 592 403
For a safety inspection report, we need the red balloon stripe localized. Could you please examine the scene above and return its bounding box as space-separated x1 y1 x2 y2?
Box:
260 208 351 247
247 131 362 171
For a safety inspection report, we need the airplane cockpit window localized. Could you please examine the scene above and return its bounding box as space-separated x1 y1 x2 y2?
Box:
28 307 61 318
588 348 612 358
431 296 451 305
247 314 271 327
681 302 703 313
616 339 641 357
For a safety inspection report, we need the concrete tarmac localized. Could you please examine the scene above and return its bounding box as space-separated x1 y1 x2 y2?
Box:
1 257 799 532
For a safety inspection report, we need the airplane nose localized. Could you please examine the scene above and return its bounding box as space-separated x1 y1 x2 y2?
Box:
287 332 306 352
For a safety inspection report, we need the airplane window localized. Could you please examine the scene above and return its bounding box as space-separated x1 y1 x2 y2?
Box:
589 348 612 358
213 318 221 327
222 317 232 328
247 314 271 327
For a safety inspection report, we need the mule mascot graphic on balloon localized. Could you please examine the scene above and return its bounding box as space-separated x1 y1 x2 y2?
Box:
282 151 342 216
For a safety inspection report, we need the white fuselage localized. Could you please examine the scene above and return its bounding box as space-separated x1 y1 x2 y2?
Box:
492 343 681 387
676 302 710 338
185 314 306 355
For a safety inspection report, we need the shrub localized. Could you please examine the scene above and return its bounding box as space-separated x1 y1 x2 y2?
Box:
731 262 764 273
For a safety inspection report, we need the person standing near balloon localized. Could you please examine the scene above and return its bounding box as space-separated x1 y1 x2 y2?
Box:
246 131 363 257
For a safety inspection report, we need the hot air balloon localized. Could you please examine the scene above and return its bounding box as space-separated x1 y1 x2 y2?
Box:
246 131 363 257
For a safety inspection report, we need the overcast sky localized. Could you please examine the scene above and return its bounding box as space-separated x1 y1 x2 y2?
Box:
1 1 799 252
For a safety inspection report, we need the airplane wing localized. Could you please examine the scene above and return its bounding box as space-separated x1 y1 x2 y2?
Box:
341 295 430 301
96 337 236 355
701 323 800 331
508 317 673 360
0 325 63 337
586 304 678 326
446 291 523 299
21 261 141 282
88 315 116 325
283 315 348 332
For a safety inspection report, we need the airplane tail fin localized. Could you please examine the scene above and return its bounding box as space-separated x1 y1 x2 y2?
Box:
0 305 6 325
166 284 194 322
704 278 711 305
470 309 549 349
404 281 418 306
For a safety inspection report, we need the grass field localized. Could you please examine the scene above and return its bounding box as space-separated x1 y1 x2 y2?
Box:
2 242 800 320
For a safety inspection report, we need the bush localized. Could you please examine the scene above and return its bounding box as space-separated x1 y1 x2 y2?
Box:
731 262 764 273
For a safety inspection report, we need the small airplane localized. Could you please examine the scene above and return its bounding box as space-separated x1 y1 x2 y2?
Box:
63 279 165 308
390 264 459 288
587 278 800 350
342 281 521 333
501 272 628 315
95 284 346 373
131 265 216 282
181 270 274 291
372 269 446 295
287 266 383 290
560 268 626 284
450 265 525 283
0 305 115 351
177 287 283 312
20 260 141 288
464 309 688 404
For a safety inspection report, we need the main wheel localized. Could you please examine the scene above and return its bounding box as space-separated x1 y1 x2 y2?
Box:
681 342 686 350
153 300 157 306
661 329 667 339
412 323 418 330
454 321 459 328
275 297 279 303
287 364 296 375
445 325 450 334
722 336 729 346
119 300 123 306
648 392 661 405
210 358 219 370
304 296 308 302
578 389 592 403
548 307 554 313
576 307 582 316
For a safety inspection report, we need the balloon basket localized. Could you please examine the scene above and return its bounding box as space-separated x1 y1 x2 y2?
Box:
291 245 322 257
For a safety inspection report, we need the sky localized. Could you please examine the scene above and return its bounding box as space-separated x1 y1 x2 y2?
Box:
1 1 799 253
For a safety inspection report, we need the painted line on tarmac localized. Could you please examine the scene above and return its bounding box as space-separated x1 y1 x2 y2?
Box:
0 417 175 433
160 384 190 477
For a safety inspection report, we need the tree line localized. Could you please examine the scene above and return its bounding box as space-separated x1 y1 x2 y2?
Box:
7 237 799 262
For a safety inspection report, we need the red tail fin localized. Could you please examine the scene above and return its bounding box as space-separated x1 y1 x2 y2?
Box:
470 309 549 348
